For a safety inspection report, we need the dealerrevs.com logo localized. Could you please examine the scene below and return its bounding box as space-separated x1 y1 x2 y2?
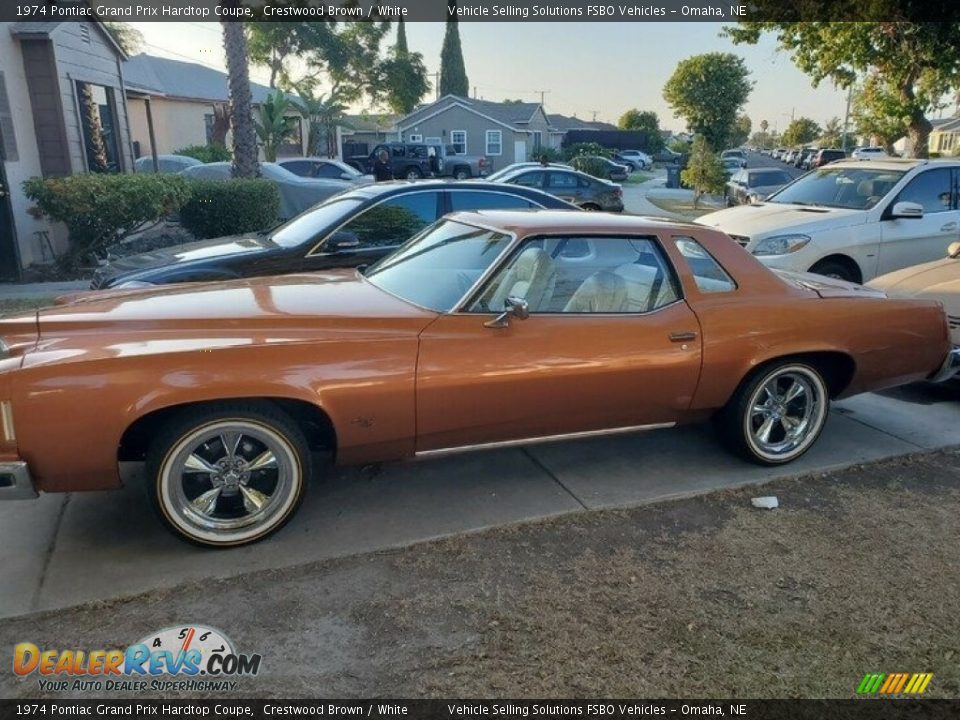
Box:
13 625 262 693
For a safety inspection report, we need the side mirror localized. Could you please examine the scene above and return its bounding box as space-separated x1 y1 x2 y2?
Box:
340 172 355 181
891 201 923 219
484 296 530 329
326 230 361 251
948 241 960 259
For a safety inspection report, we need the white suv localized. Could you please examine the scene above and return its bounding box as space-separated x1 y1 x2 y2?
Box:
851 146 889 160
696 159 960 283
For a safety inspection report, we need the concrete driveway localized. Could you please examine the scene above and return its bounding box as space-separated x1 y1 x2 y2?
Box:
1 383 957 621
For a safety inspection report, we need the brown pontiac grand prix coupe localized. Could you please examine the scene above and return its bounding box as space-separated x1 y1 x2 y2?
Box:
1 211 957 547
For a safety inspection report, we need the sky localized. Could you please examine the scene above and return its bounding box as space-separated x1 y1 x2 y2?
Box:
130 21 862 133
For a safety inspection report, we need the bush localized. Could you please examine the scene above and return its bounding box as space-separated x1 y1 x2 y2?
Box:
23 173 191 269
532 147 562 163
681 136 727 207
173 144 232 163
180 179 280 239
562 142 611 161
569 155 611 179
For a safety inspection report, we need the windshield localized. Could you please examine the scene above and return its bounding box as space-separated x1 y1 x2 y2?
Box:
768 167 905 209
364 220 513 311
269 197 364 249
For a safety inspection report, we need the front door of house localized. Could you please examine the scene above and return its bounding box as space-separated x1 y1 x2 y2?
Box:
0 161 19 281
514 140 526 163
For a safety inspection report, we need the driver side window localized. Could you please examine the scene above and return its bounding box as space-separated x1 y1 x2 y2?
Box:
893 168 955 215
329 193 438 249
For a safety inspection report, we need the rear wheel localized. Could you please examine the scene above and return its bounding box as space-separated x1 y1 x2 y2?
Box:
453 167 471 180
404 166 423 180
146 404 311 547
718 362 829 466
581 203 602 211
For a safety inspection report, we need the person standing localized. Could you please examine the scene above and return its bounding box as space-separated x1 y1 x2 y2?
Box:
373 149 393 182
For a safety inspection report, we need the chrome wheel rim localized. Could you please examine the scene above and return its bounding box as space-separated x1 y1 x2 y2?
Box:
159 420 300 544
745 368 825 460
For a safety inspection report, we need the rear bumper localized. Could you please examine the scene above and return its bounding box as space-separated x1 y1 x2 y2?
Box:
0 461 37 500
930 346 960 383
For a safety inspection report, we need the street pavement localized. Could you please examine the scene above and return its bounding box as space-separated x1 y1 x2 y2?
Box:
1 382 957 620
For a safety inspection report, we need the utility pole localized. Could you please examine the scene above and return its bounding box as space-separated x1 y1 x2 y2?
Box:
431 72 440 100
591 110 598 121
534 90 550 107
842 84 853 152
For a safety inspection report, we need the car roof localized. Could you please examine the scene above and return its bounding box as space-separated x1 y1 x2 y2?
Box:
444 209 701 236
826 158 960 171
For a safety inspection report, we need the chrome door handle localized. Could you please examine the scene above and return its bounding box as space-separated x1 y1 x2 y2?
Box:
669 331 698 342
941 222 957 232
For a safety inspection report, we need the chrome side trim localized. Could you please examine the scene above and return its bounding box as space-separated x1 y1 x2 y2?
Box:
0 461 38 500
415 422 676 459
930 346 960 383
0 401 14 443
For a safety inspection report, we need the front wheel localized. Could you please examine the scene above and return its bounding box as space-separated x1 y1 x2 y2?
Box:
453 167 471 180
809 259 859 283
404 167 423 180
580 203 602 211
719 362 829 465
146 404 311 547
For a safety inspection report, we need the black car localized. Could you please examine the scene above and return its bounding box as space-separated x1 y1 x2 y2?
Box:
91 182 578 289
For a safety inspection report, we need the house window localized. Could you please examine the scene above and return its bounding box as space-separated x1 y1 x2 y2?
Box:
485 130 502 156
451 130 467 154
425 136 442 145
408 134 423 142
76 81 120 173
532 130 542 152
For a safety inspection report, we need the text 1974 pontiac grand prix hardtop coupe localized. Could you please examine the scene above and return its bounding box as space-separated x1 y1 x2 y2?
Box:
1 211 957 547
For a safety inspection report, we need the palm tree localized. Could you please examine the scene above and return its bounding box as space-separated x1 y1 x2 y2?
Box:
292 84 348 158
255 91 298 162
221 18 259 178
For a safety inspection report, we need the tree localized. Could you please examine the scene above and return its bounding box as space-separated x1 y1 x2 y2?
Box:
725 21 960 158
782 117 822 146
209 103 231 147
730 114 752 147
663 53 753 151
103 22 143 55
292 84 348 157
440 0 469 97
379 19 430 114
247 22 304 89
221 18 259 178
617 109 665 152
255 91 298 162
820 117 843 147
852 76 910 153
681 136 727 208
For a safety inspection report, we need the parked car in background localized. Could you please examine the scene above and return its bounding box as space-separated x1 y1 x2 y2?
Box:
852 146 889 160
722 157 746 177
868 240 960 346
278 157 373 184
725 167 795 206
134 154 202 174
492 166 624 212
697 159 960 283
653 148 684 165
796 148 817 168
5 211 955 547
347 142 489 180
810 149 847 168
430 144 491 179
485 162 571 181
721 149 747 163
614 149 652 170
89 181 578 289
570 155 630 182
179 162 351 221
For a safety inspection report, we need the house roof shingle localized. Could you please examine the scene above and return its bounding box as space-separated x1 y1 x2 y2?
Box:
547 113 617 132
123 54 275 104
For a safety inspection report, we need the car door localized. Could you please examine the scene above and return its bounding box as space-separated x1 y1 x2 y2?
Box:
878 167 959 275
545 171 581 204
415 234 703 452
305 191 441 269
507 170 546 190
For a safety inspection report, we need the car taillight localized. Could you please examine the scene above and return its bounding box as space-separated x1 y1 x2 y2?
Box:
479 158 487 169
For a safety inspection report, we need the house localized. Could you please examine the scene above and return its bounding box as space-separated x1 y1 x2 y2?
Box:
546 113 618 149
0 21 132 278
929 116 960 156
123 54 306 160
395 95 553 166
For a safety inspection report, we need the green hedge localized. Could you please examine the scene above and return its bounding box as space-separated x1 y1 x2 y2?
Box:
173 144 232 163
23 173 191 269
180 179 281 239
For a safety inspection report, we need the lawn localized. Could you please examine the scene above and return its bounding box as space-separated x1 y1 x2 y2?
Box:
645 195 723 219
0 297 55 317
622 171 655 185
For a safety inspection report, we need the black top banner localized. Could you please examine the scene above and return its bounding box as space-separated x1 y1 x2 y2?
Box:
4 699 960 720
4 0 960 22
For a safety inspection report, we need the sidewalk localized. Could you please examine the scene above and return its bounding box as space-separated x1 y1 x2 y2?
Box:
0 280 88 300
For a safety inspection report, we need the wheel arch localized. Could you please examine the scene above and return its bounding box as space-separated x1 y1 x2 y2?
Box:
734 350 857 403
809 254 863 284
119 397 337 464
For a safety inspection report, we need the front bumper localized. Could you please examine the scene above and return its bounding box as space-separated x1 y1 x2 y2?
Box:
0 461 37 500
930 346 960 383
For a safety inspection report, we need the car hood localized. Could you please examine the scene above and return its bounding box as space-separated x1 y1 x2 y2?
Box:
39 270 435 338
696 202 865 238
773 269 886 299
868 258 960 305
95 234 277 285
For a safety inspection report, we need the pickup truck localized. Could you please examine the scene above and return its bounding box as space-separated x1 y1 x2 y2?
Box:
348 142 490 180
